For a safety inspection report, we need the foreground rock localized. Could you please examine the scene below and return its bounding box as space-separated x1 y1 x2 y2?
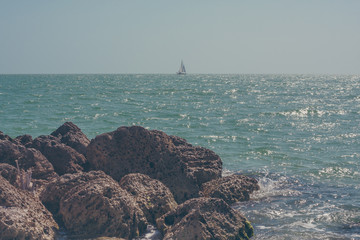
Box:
41 171 117 216
0 176 58 240
40 171 147 239
1 123 259 239
51 122 90 155
87 126 222 203
200 174 260 205
156 197 254 240
58 172 147 239
0 138 57 186
119 173 178 224
30 135 87 175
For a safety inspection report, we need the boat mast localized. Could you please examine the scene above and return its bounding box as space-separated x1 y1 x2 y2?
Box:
177 60 186 74
181 60 186 73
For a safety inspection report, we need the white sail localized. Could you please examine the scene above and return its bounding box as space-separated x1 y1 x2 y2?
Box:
181 61 186 73
177 60 186 74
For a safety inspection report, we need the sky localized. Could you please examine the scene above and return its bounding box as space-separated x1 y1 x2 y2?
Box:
0 0 359 74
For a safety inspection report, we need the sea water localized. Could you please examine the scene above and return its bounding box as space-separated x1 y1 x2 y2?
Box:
0 74 359 239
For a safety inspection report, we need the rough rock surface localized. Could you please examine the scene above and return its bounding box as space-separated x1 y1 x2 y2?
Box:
0 138 57 182
0 131 12 141
0 176 58 240
30 135 87 175
58 173 147 239
51 122 90 155
119 173 178 224
86 126 222 203
0 163 18 186
157 197 254 240
200 174 260 204
40 171 111 215
14 134 33 146
1 124 259 239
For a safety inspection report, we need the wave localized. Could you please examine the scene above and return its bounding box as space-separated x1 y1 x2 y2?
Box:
278 107 327 118
234 172 360 240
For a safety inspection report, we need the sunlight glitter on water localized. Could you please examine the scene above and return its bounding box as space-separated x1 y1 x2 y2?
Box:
1 74 360 239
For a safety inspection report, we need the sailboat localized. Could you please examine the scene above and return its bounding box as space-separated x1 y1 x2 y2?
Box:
176 60 186 75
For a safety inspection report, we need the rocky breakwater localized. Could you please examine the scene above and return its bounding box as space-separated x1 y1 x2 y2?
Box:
0 122 259 240
86 126 223 203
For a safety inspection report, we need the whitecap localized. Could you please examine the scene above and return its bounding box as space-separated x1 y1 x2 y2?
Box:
289 219 323 231
279 107 327 118
137 225 162 240
250 176 301 201
221 168 234 177
318 166 359 179
199 122 209 127
93 113 107 120
341 153 360 159
179 113 187 119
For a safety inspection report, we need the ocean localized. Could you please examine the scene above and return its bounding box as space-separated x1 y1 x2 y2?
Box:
0 74 359 239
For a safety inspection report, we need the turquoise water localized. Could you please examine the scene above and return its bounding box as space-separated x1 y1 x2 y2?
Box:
1 74 360 239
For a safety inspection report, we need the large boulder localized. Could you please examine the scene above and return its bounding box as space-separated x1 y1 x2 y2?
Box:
0 138 57 183
119 173 178 224
30 135 87 175
40 171 112 215
58 172 147 239
86 126 222 203
51 122 90 155
156 197 254 240
200 174 260 204
0 176 58 240
40 171 148 238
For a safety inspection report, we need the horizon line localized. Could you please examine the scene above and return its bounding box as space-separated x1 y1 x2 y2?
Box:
1 72 359 76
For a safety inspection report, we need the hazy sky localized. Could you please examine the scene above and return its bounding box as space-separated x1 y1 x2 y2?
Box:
1 0 359 74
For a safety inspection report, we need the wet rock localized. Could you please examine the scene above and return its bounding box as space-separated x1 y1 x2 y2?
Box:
156 197 254 240
58 172 147 239
51 122 90 155
0 138 57 183
0 175 58 240
30 135 87 175
119 173 178 224
200 174 260 204
86 126 222 203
